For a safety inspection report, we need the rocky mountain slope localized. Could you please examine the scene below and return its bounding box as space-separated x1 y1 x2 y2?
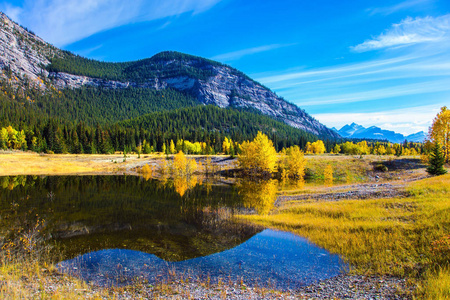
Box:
333 123 427 143
0 12 339 139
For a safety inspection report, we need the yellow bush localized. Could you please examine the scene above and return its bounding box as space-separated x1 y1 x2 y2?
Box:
238 132 277 175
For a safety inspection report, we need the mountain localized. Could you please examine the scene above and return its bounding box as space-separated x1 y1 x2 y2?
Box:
405 131 427 143
336 123 365 138
0 12 339 140
334 123 427 143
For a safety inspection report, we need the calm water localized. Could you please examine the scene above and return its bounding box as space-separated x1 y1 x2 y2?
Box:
0 175 346 290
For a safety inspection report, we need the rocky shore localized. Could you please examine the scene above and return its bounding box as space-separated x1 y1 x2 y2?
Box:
26 271 413 299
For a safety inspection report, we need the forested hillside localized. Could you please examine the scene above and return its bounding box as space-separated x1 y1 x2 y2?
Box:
1 80 199 125
0 83 321 154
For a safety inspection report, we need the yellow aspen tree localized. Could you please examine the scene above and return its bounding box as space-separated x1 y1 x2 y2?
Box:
238 132 277 175
429 106 450 162
6 126 17 149
173 150 188 176
286 145 306 179
173 150 197 176
324 164 333 186
169 140 176 154
311 140 326 154
305 142 312 154
0 127 8 149
141 164 153 181
222 137 231 154
333 144 341 154
356 141 370 155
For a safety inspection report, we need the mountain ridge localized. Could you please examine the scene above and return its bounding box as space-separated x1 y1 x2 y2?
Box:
0 12 339 140
334 123 427 143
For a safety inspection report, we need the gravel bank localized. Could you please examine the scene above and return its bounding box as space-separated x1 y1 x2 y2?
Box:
97 274 413 299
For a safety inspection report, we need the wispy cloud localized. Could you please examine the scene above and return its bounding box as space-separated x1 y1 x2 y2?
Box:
313 105 439 135
258 55 419 84
245 16 449 136
367 0 431 16
0 0 222 46
294 79 450 106
211 44 295 62
351 14 450 52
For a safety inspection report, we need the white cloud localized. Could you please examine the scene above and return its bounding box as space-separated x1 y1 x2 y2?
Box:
367 0 431 16
211 44 295 62
1 0 222 46
351 14 450 52
313 105 439 135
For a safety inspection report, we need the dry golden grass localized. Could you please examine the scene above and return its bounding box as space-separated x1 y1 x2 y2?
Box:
415 267 450 299
0 152 154 175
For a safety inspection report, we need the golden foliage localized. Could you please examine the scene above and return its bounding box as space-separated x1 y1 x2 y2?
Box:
429 106 450 162
323 164 333 186
222 137 232 155
141 164 153 181
172 151 197 177
279 146 306 179
173 151 188 175
306 140 326 154
286 146 306 179
238 131 277 175
169 140 176 154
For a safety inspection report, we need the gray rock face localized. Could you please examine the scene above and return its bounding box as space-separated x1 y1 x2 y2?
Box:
0 12 339 139
0 12 59 88
48 64 338 138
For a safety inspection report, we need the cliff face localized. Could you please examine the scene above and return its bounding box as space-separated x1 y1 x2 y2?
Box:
0 12 339 139
0 12 60 88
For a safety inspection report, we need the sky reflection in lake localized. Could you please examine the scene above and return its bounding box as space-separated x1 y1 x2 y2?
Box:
58 229 346 290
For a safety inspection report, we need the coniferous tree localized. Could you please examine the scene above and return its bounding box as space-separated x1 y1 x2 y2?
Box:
427 142 447 175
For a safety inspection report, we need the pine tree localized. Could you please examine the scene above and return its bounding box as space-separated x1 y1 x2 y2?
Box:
427 142 447 175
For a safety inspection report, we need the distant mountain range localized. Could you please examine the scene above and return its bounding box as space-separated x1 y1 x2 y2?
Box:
332 123 427 143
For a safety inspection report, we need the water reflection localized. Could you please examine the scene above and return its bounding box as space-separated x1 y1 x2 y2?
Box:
0 175 348 289
0 175 259 260
239 179 278 215
173 175 199 197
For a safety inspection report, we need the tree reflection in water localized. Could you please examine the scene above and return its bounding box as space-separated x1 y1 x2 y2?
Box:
238 179 278 215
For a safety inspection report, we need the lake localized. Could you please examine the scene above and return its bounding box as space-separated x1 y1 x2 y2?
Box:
0 175 346 290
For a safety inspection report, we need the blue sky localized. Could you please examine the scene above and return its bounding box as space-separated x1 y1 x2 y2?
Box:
1 0 450 135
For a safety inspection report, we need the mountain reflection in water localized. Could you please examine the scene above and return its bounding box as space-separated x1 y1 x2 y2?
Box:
0 175 347 289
